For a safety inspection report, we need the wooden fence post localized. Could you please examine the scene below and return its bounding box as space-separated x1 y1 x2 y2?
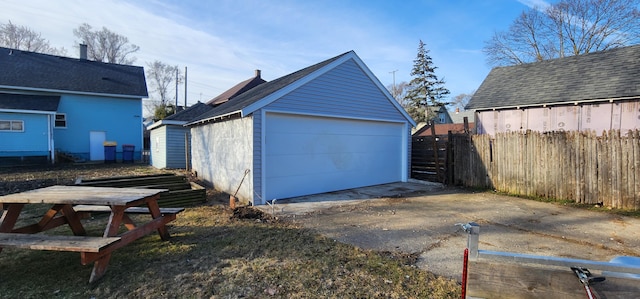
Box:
430 124 441 182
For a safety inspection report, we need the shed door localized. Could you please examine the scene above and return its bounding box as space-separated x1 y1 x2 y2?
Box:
264 113 404 201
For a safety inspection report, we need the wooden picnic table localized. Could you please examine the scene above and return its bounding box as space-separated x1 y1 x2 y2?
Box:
0 185 181 283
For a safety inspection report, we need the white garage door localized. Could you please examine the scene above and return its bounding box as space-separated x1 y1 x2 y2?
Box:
264 113 404 200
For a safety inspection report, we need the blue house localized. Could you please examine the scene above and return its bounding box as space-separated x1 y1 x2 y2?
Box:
186 51 416 205
0 46 148 165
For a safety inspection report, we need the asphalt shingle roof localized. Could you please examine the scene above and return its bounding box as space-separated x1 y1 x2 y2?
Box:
0 47 148 97
0 93 60 111
189 51 352 124
206 72 266 106
467 44 640 110
164 102 213 121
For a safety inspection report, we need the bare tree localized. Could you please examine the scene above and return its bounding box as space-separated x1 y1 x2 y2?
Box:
145 60 183 120
451 92 474 111
0 21 66 55
73 23 139 64
387 81 410 108
484 0 640 66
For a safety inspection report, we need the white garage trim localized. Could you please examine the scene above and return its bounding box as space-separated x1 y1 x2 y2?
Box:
261 111 408 203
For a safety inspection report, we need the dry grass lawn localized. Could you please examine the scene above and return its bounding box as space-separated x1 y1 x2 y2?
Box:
0 164 460 298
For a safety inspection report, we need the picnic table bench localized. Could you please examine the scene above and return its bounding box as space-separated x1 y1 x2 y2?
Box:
0 185 181 283
0 232 120 252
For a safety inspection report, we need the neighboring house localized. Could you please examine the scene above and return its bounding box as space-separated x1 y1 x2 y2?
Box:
0 46 148 164
419 105 451 125
186 51 416 205
467 44 640 136
431 105 453 124
412 108 475 137
449 108 474 125
206 70 266 106
147 102 212 169
413 123 475 137
410 105 454 135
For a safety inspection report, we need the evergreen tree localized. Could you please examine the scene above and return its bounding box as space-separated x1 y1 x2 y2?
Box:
403 40 450 123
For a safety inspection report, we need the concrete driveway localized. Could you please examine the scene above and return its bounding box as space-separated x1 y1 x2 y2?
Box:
257 180 640 281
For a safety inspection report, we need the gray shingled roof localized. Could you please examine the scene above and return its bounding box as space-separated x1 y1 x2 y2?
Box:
164 101 213 121
449 110 475 124
0 47 148 97
189 51 352 124
0 93 60 111
467 44 640 110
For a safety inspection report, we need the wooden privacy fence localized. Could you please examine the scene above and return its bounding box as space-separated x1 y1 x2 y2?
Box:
411 136 448 182
450 130 640 210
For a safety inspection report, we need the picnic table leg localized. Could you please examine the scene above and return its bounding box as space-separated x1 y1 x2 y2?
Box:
0 203 24 232
145 196 170 241
60 205 87 236
89 254 113 283
104 206 125 237
121 214 137 230
0 203 24 253
86 206 127 283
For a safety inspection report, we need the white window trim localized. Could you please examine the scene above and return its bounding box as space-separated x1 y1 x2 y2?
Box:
0 119 25 132
55 113 67 128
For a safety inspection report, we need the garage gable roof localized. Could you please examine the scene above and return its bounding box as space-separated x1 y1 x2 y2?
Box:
186 51 415 126
0 47 148 98
467 44 640 110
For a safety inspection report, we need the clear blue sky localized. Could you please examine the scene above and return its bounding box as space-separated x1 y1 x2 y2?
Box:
1 0 546 107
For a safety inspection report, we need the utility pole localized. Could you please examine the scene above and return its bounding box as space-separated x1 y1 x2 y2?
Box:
184 66 188 108
175 68 179 108
389 69 398 94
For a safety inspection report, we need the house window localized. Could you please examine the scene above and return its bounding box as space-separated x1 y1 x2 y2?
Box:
55 114 67 128
0 120 24 132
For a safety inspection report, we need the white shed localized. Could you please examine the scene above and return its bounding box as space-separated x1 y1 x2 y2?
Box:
186 51 416 205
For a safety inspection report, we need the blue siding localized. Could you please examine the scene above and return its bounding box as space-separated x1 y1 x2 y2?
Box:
0 112 50 157
259 58 412 196
265 59 406 122
54 94 143 160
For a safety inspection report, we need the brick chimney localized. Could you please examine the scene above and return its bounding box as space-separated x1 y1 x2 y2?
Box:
79 44 88 60
255 69 261 78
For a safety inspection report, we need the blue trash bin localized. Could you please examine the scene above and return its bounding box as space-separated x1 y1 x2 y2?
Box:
103 141 117 163
122 144 135 163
